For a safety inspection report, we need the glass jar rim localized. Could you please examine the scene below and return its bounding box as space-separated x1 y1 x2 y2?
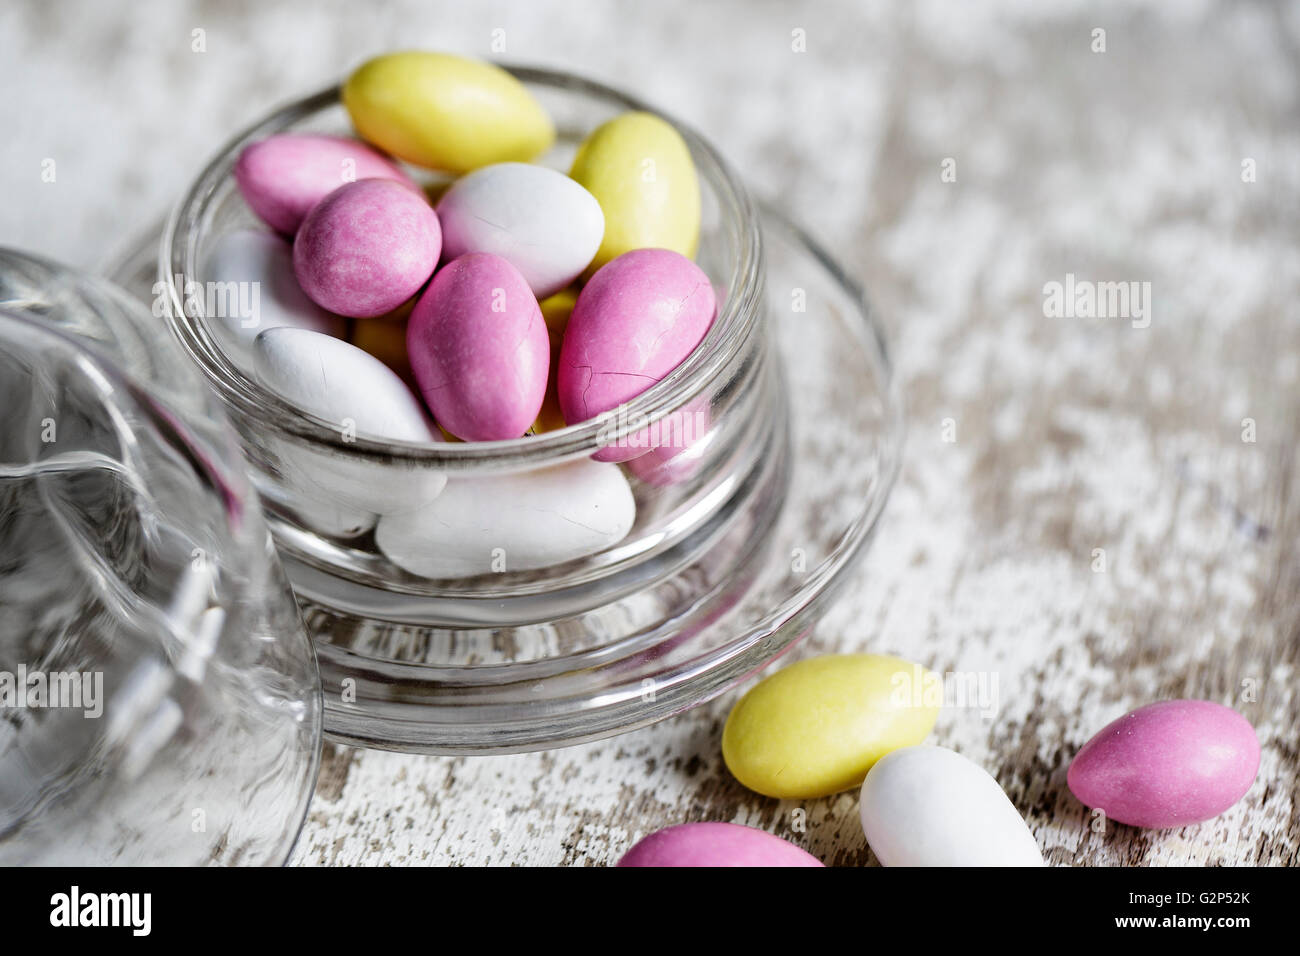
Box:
160 66 765 468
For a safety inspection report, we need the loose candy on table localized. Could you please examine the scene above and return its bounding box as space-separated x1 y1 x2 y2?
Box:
343 51 555 173
374 457 635 578
722 653 940 799
1067 700 1260 829
858 745 1044 867
557 248 715 462
617 822 823 868
202 229 345 347
234 133 417 235
407 252 549 442
570 111 701 272
293 178 442 319
436 163 605 299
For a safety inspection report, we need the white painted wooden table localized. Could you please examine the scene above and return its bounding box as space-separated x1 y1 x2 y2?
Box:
3 0 1296 866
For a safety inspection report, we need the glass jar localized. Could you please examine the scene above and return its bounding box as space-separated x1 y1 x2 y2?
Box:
0 249 321 865
148 68 899 753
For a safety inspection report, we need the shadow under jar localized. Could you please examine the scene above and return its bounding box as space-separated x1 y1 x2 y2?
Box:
161 68 897 754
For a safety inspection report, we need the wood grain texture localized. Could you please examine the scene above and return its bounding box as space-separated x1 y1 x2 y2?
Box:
2 0 1294 866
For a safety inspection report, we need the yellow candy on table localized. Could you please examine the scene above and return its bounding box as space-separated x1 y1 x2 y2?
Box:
531 288 578 434
722 653 941 799
343 51 555 173
569 111 701 273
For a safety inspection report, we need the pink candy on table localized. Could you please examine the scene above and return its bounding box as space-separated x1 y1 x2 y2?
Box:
292 178 441 319
234 133 417 235
1067 699 1260 829
558 248 716 463
618 822 823 867
407 252 549 441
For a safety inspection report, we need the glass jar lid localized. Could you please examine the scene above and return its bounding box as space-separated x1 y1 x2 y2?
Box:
0 248 321 866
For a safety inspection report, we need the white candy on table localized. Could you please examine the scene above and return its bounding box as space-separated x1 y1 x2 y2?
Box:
858 745 1044 867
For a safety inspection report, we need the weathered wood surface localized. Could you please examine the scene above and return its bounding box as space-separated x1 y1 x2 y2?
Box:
5 0 1296 865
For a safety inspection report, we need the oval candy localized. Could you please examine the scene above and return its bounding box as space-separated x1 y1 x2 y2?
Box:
436 163 604 299
1067 700 1260 829
723 653 940 799
617 823 823 868
234 133 416 235
859 746 1044 867
569 111 700 272
253 326 435 443
407 252 549 441
375 458 635 578
557 248 715 462
202 229 345 347
253 327 445 515
292 178 441 319
343 51 554 173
